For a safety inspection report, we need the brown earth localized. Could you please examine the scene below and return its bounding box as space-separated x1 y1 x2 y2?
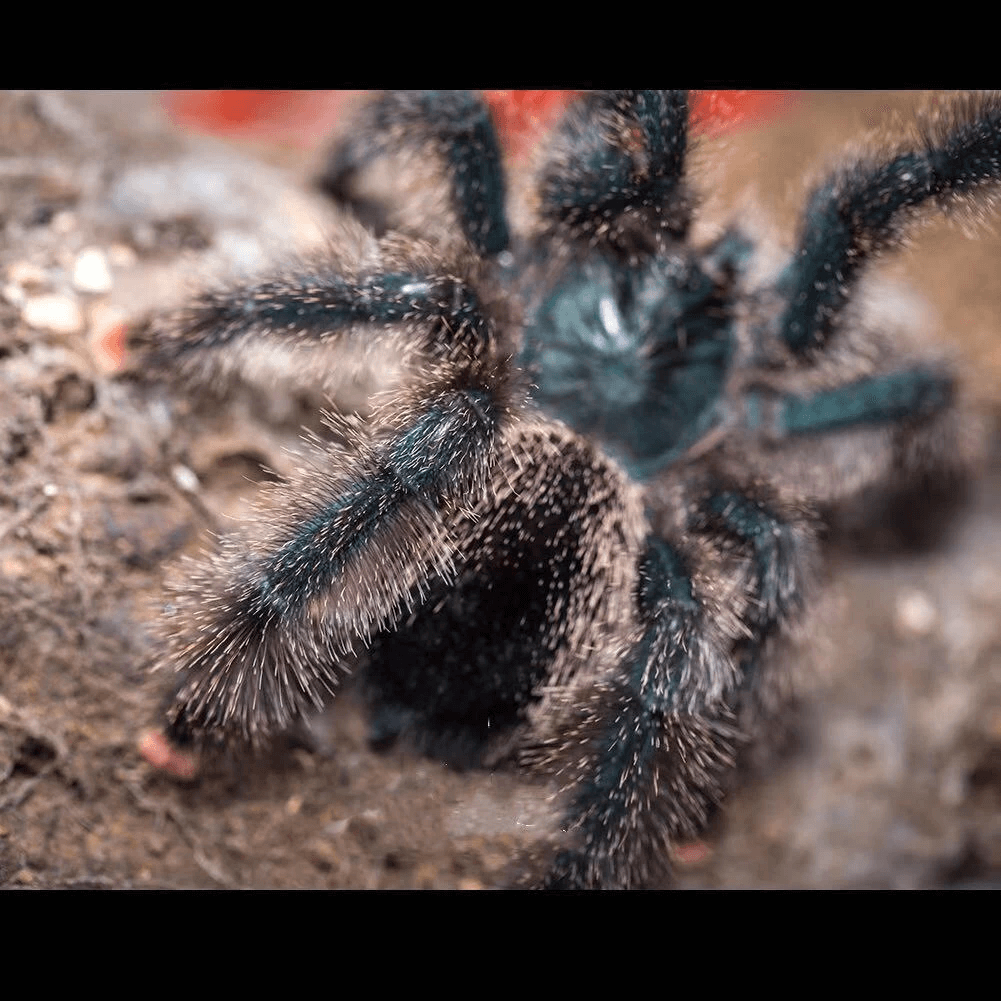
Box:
0 91 998 890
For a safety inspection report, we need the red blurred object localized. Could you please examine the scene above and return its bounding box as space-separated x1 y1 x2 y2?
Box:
690 90 794 135
482 90 579 159
167 90 302 130
137 729 199 780
91 318 128 373
163 90 796 157
163 90 357 149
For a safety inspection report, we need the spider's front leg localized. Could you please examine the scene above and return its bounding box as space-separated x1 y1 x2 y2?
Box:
774 93 1001 358
533 89 692 255
148 255 518 751
318 90 510 258
539 483 816 889
734 93 1001 503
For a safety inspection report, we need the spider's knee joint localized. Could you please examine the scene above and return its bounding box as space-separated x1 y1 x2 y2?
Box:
384 386 498 497
638 536 699 616
630 536 730 713
700 490 810 626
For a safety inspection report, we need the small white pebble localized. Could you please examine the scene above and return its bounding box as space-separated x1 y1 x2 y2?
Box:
22 294 84 334
171 463 200 494
895 588 938 638
2 283 26 307
6 261 48 289
73 247 113 293
42 483 59 497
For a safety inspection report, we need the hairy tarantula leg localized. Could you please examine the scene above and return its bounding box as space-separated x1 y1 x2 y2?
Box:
535 90 692 252
541 488 816 889
695 488 817 633
151 257 517 747
159 360 510 748
318 91 510 257
148 257 500 389
746 366 954 437
692 488 819 742
776 93 1001 354
542 535 743 889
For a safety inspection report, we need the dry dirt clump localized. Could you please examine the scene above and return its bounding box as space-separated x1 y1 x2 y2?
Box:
0 92 999 889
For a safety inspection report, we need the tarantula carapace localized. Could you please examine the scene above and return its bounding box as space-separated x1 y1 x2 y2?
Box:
144 91 997 889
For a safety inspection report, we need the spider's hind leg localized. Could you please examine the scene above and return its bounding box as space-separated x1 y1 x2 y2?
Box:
537 481 817 889
537 531 739 889
692 484 820 727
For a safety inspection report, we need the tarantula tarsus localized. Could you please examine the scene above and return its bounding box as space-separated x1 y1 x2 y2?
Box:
145 91 998 889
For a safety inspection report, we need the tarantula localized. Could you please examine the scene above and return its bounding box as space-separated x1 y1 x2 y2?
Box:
144 91 998 889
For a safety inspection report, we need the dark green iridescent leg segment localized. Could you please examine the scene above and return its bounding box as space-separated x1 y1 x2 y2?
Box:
743 367 954 439
542 536 737 889
541 486 817 888
695 489 818 735
153 267 495 366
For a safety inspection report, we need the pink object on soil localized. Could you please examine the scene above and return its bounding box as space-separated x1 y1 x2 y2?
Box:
138 729 200 780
